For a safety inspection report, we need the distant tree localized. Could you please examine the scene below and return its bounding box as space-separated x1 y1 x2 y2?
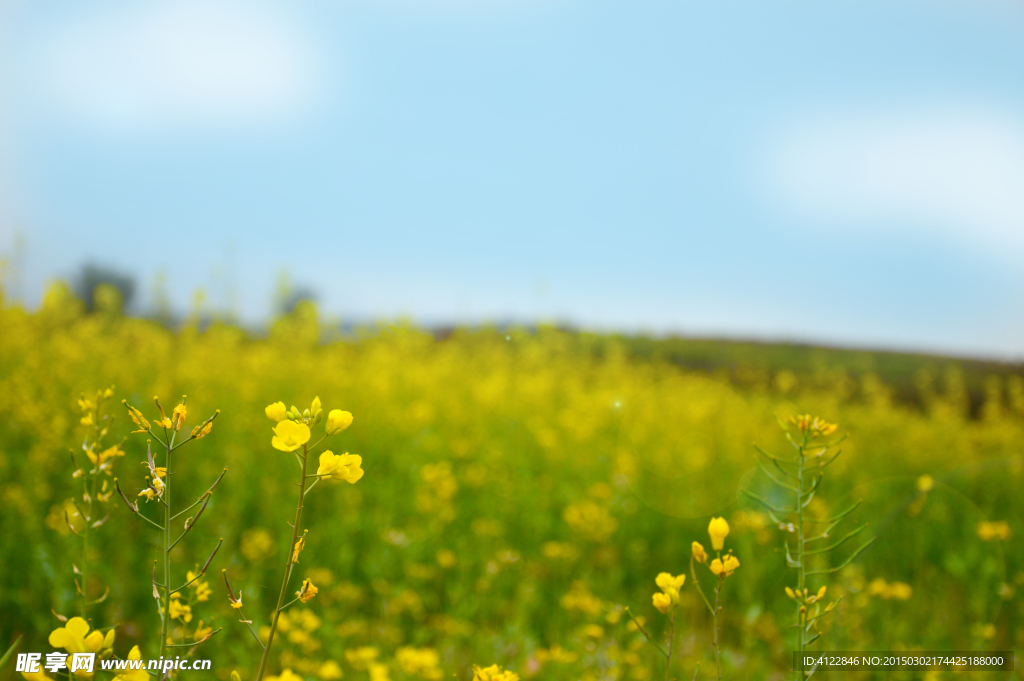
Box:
273 270 317 316
279 287 318 315
73 262 137 313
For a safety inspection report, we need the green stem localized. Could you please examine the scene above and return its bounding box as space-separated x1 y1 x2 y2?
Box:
159 432 175 664
690 556 716 616
665 610 675 681
713 577 723 681
255 444 309 681
795 435 806 680
278 596 301 612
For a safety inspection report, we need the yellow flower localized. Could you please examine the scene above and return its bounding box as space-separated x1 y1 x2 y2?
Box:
186 571 212 601
473 664 520 681
169 598 192 623
691 541 708 564
437 549 457 568
655 572 685 603
272 420 311 452
789 414 838 438
710 554 740 577
86 445 124 466
977 520 1013 541
345 647 381 670
297 579 318 603
311 396 322 414
190 421 213 439
652 592 672 614
49 617 104 654
785 586 796 599
124 403 150 432
266 670 303 681
265 401 288 422
171 403 186 430
229 590 244 609
317 451 364 484
708 517 730 551
137 475 164 502
194 620 213 640
112 646 148 681
155 417 173 429
325 409 353 435
291 535 306 564
318 660 343 680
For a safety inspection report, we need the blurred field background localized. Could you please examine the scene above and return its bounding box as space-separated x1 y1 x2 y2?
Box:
0 285 1020 680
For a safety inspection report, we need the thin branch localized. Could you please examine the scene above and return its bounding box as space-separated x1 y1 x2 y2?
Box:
756 461 799 493
167 494 212 552
803 500 862 524
169 465 227 522
742 489 795 515
624 607 668 658
805 536 877 575
689 556 716 616
165 629 223 648
170 538 224 594
803 524 868 555
814 448 844 470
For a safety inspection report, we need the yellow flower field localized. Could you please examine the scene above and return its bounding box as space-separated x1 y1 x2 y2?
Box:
0 285 1021 679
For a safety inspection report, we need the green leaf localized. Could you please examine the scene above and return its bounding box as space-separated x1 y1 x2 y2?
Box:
0 635 22 672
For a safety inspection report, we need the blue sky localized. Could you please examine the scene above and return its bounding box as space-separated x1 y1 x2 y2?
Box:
2 0 1024 358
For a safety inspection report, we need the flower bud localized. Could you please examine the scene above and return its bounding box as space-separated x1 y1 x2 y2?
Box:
265 402 287 422
325 409 354 435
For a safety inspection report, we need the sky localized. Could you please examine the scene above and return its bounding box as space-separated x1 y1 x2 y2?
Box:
2 0 1024 359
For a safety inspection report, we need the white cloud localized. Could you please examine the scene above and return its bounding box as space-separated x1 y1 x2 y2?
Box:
761 105 1024 254
29 1 321 133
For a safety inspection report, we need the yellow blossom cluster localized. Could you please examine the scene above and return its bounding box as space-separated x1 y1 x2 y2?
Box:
976 521 1013 542
472 664 520 681
693 517 741 578
866 579 913 600
651 572 685 614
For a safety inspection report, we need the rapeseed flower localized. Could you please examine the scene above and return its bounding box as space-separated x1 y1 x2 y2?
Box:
112 646 148 681
265 402 288 422
296 579 318 603
472 664 519 681
708 517 730 551
168 596 192 623
316 451 364 484
272 420 311 452
652 592 672 614
325 409 353 435
48 617 114 659
710 554 740 577
655 572 685 602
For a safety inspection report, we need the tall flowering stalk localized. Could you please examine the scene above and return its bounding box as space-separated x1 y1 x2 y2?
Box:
46 387 124 674
627 571 686 681
117 395 224 670
691 517 740 681
745 415 875 679
68 386 123 618
227 397 362 681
